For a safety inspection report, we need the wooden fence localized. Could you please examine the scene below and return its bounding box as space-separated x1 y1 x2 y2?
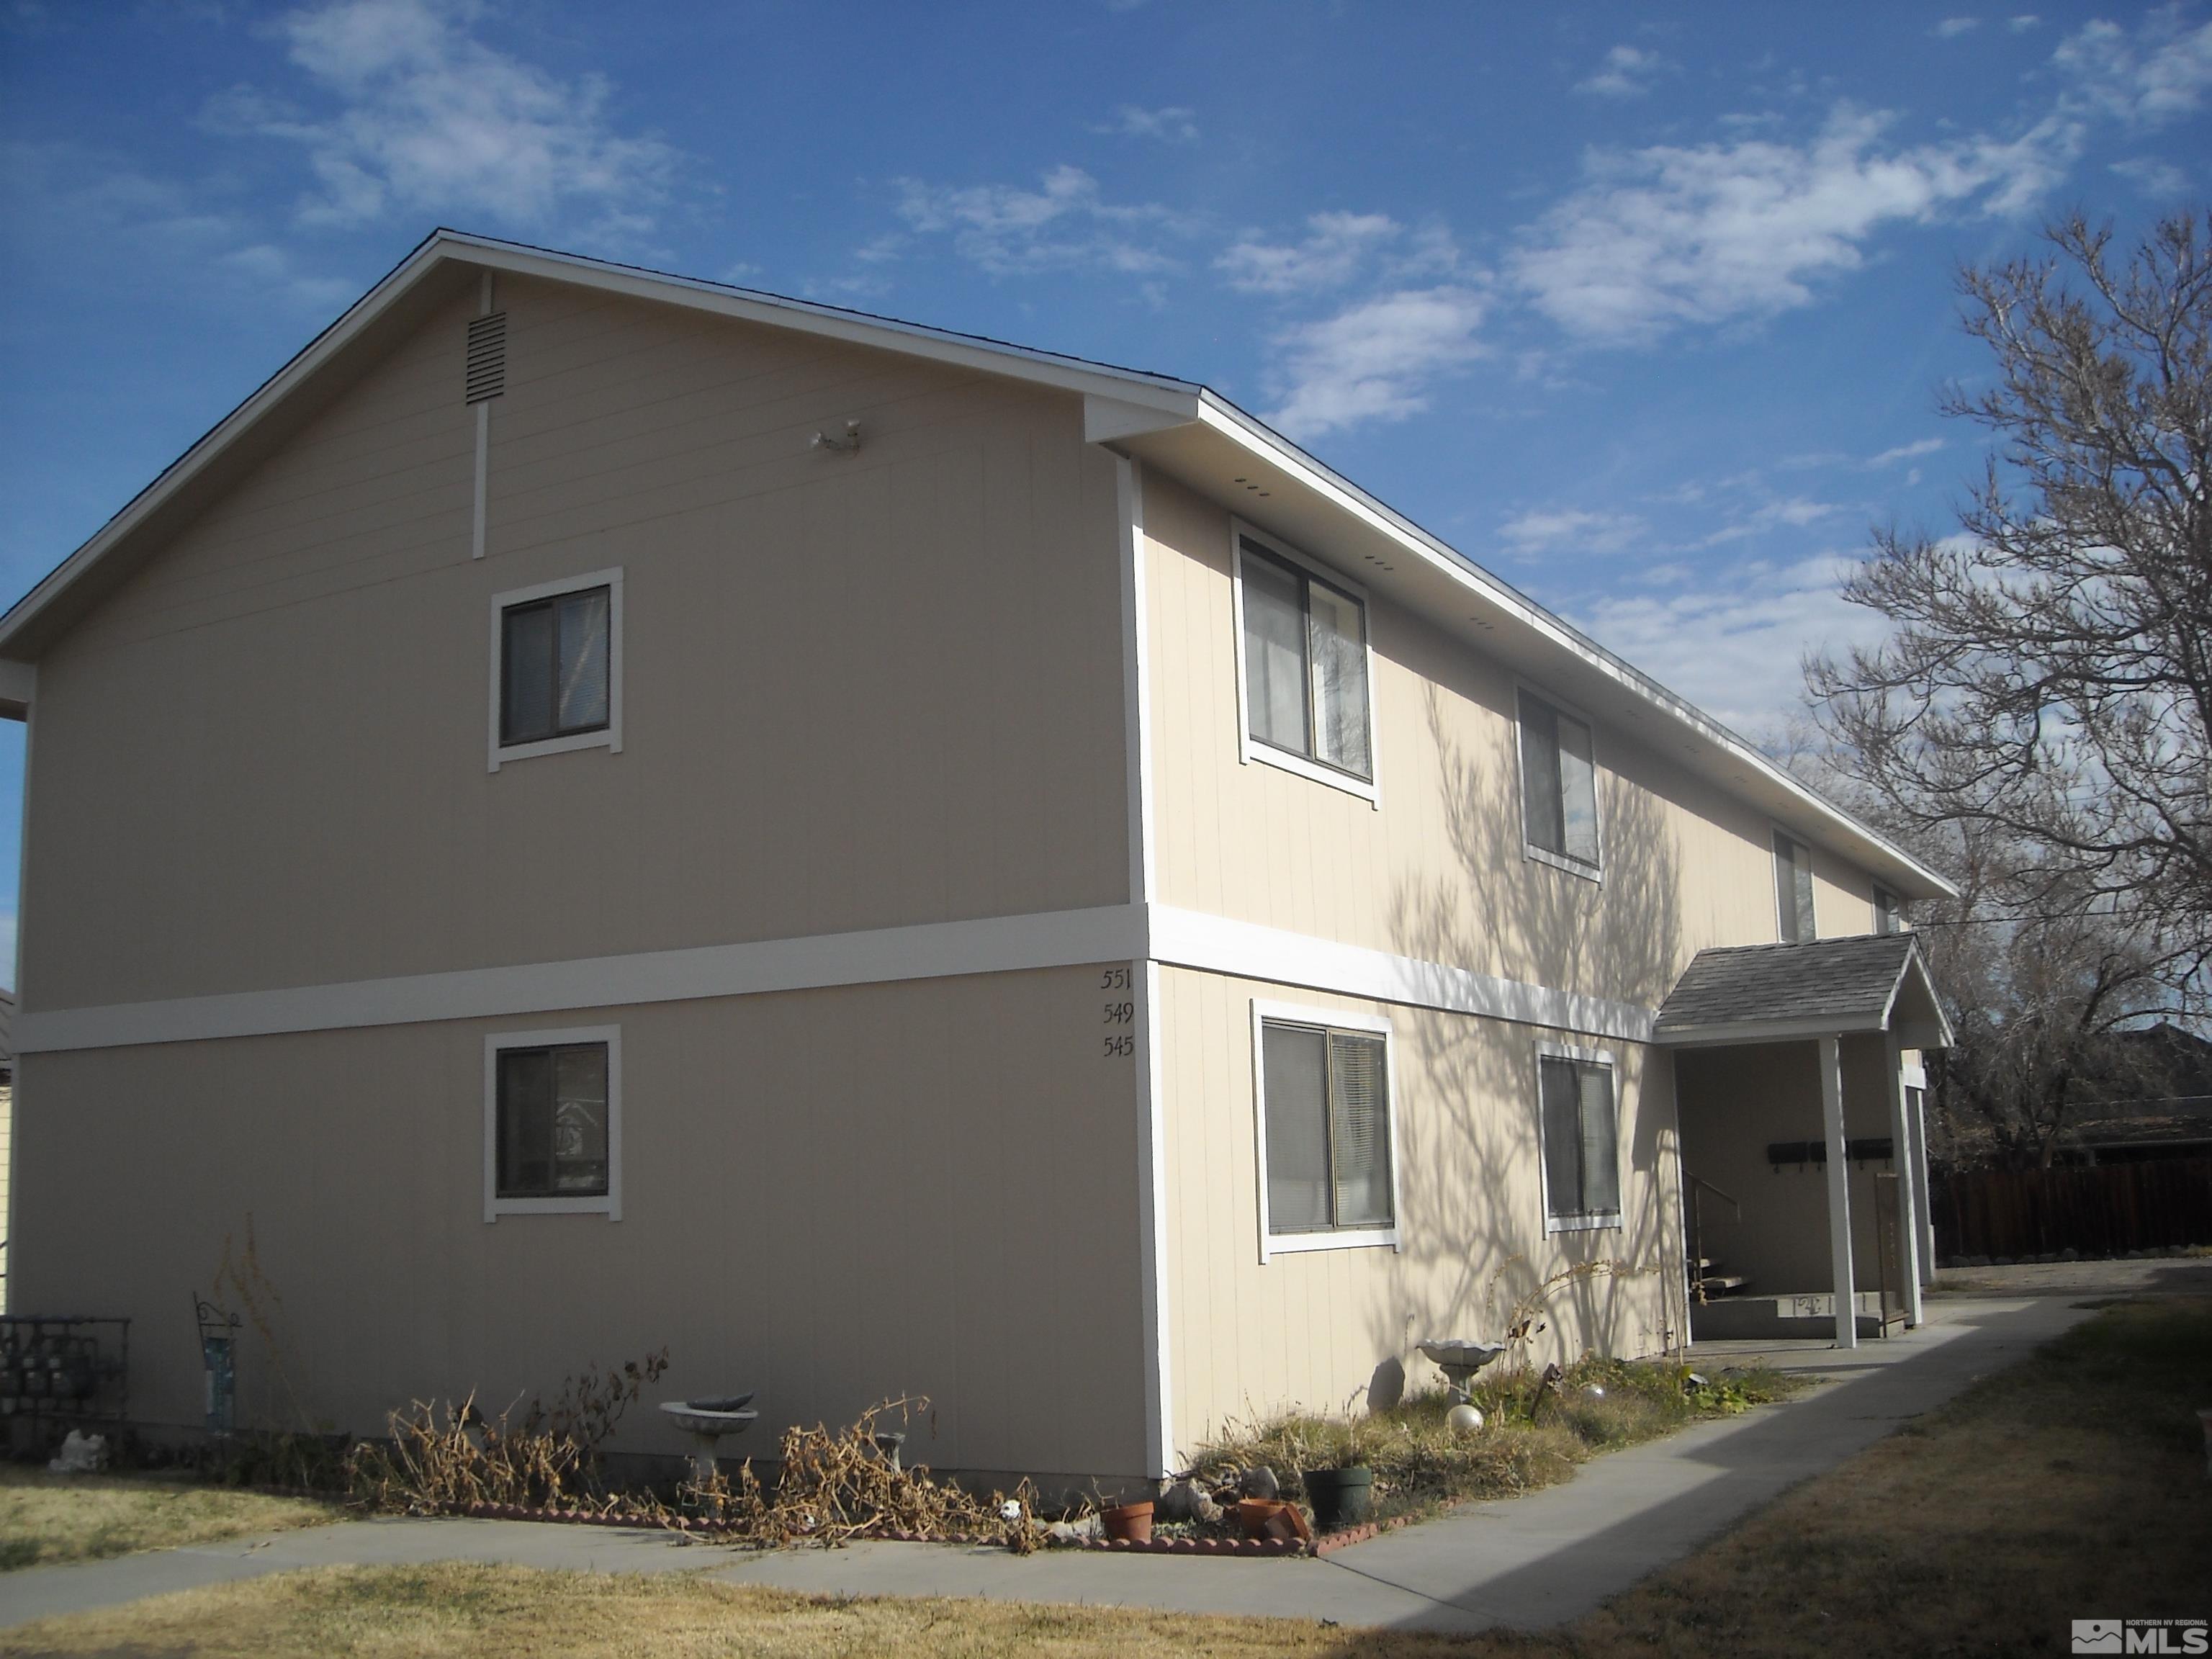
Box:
1930 1158 2212 1261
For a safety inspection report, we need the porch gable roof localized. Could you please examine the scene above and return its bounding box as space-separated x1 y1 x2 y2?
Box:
1653 932 1952 1050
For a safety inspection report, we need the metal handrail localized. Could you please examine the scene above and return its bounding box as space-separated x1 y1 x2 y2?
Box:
1685 1172 1741 1218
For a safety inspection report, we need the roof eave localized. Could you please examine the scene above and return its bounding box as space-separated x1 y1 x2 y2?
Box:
1187 392 1957 904
0 228 1204 665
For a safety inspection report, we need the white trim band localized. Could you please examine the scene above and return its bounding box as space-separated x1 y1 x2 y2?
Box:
17 903 1660 1053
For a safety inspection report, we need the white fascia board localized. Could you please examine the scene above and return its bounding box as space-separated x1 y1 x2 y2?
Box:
1190 393 1959 905
1652 1014 1889 1048
0 660 33 721
1880 941 1956 1050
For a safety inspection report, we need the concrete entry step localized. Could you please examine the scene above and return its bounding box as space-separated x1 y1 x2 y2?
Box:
1691 1290 1893 1341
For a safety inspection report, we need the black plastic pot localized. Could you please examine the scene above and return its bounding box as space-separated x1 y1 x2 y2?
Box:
1301 1465 1374 1530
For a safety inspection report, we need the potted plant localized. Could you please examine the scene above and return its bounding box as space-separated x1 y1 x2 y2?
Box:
1300 1459 1374 1532
1100 1498 1154 1543
1300 1421 1376 1532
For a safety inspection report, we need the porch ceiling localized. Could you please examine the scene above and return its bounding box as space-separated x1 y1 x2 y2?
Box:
1653 932 1952 1050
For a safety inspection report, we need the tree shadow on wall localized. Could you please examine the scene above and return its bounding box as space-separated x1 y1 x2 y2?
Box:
1373 687 1689 1385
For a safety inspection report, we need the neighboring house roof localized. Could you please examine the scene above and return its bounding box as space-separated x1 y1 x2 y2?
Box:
1653 932 1953 1048
2062 1109 2212 1152
0 228 1956 903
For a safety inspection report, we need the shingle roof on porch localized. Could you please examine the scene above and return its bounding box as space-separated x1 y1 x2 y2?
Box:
1653 933 1952 1048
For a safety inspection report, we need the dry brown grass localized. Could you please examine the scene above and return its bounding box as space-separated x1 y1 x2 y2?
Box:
1565 1295 2212 1655
4 1300 2204 1655
0 1566 1487 1658
0 1465 337 1571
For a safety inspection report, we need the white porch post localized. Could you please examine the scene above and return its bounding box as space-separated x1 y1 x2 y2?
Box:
1884 1037 1923 1326
1910 1079 1937 1284
1819 1035 1857 1349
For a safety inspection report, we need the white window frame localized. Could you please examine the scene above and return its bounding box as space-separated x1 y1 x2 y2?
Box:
1513 680 1604 883
1228 521 1382 808
1534 1039 1622 1235
1249 999 1401 1261
487 567 624 773
1771 825 1818 944
1873 884 1902 935
484 1023 623 1221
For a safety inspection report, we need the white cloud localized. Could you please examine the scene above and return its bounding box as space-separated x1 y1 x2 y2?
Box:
1561 556 1887 739
217 243 359 308
1699 497 1844 545
2010 14 2041 30
1099 104 1197 143
219 0 677 234
1509 105 2075 343
1935 17 1980 38
1576 44 1670 97
1498 508 1643 556
1 139 352 308
895 165 1184 276
1217 211 1406 294
1868 437 1943 466
2054 10 2212 125
1264 285 1488 439
2110 154 2190 195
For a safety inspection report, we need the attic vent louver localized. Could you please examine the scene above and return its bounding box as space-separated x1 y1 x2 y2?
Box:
465 312 508 404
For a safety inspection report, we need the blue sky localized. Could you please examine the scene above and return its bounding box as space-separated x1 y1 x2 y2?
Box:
3 1 2210 983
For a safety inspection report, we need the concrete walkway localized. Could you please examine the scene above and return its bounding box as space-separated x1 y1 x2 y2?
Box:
0 1287 2146 1636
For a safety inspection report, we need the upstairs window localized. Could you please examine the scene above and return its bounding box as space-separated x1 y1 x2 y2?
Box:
1254 1007 1396 1252
488 570 624 770
503 586 610 745
1774 830 1817 943
1874 886 1902 935
1518 690 1600 874
1237 536 1374 787
1538 1046 1620 1231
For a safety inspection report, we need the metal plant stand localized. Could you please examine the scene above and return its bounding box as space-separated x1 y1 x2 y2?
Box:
0 1316 130 1450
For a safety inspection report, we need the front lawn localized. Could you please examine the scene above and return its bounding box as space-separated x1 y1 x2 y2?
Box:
4 1300 2204 1653
0 1465 340 1570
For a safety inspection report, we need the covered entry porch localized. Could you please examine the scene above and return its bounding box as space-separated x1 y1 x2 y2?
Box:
1657 935 1951 1347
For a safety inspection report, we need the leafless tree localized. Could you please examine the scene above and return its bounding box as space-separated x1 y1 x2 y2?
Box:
1807 210 2212 1012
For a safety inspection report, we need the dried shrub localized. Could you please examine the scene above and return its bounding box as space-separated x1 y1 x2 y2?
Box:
684 1398 1043 1555
351 1375 1043 1555
349 1350 668 1516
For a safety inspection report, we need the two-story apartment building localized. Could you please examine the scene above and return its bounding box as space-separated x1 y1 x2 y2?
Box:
0 232 1954 1487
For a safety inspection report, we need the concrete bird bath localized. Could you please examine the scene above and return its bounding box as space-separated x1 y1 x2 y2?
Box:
1419 1340 1507 1403
658 1395 757 1483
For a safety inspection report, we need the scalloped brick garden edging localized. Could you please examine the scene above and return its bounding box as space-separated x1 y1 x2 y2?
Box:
1067 1533 1305 1557
1306 1512 1421 1555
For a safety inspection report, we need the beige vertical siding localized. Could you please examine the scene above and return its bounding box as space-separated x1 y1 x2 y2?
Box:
1156 964 1681 1462
25 276 1130 1010
1141 469 1889 1007
9 965 1151 1482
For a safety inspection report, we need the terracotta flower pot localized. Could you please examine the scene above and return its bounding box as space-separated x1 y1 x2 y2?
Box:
1234 1498 1312 1543
1102 1500 1154 1544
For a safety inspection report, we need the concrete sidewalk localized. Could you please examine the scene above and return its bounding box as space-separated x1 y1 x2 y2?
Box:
0 1291 2114 1636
